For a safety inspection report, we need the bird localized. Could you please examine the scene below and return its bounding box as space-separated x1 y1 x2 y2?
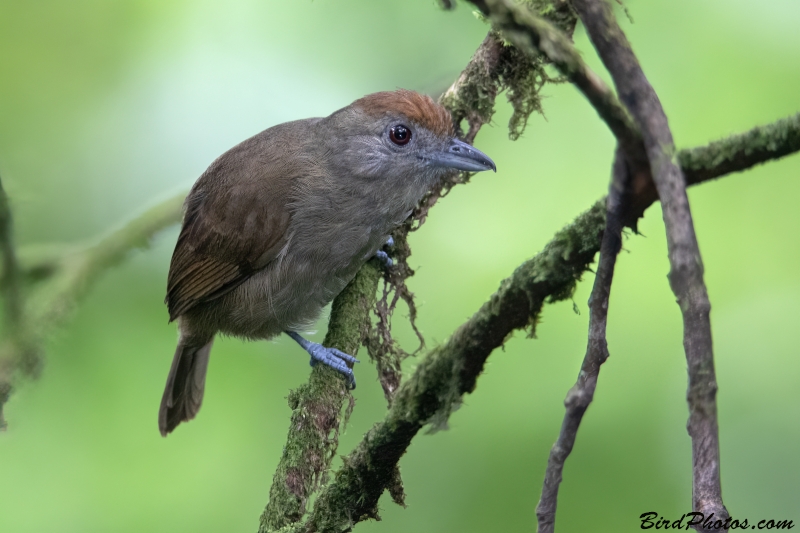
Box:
158 89 496 436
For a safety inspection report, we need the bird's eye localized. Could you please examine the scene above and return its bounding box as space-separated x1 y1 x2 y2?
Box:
389 125 411 146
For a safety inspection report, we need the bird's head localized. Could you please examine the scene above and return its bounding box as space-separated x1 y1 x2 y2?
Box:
315 89 495 197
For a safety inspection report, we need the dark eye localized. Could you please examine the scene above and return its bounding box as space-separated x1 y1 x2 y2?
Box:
389 125 411 146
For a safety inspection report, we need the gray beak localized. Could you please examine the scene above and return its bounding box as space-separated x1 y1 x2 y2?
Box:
426 138 497 173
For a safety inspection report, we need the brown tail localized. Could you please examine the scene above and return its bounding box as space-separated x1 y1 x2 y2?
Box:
158 336 214 436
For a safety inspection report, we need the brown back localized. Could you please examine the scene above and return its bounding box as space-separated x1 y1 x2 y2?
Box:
165 125 307 320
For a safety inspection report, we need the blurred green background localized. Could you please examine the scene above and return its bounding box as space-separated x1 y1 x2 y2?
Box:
1 0 798 531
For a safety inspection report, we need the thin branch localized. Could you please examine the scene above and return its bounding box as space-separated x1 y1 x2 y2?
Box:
0 192 184 428
530 74 800 533
293 119 800 532
472 2 799 233
471 6 668 516
469 0 655 228
535 147 631 532
32 193 185 328
572 0 729 528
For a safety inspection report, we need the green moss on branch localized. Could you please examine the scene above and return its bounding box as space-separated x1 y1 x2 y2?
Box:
471 0 642 156
259 261 382 533
1 192 185 428
680 112 800 185
440 2 576 142
301 202 606 532
288 112 800 530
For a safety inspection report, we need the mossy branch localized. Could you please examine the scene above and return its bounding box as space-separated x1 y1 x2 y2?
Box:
366 4 579 406
286 118 800 532
472 0 644 158
440 0 577 143
259 261 381 532
0 193 184 428
261 6 582 528
680 112 800 184
0 109 796 528
298 199 605 532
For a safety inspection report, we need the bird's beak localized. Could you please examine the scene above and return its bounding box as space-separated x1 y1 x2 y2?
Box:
426 138 496 173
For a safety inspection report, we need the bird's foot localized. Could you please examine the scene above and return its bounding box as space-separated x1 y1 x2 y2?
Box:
285 331 358 389
375 236 395 268
375 250 392 268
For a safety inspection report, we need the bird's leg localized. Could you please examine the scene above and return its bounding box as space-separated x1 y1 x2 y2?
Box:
284 331 359 389
374 235 394 268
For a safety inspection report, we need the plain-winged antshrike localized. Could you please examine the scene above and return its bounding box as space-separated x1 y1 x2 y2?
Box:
159 89 496 436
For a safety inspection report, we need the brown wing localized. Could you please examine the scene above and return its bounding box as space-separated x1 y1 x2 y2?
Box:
166 139 295 321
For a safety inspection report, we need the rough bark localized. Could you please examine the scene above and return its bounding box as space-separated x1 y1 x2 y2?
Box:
572 0 728 528
535 148 630 532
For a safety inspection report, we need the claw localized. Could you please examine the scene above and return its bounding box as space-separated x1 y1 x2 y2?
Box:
286 331 358 389
375 250 393 268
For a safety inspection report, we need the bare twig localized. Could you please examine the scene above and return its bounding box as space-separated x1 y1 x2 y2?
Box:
535 148 631 532
572 0 729 528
